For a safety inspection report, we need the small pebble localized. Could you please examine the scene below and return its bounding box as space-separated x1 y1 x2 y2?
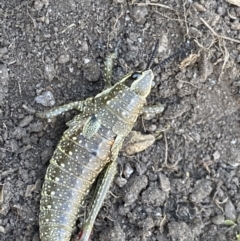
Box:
115 177 127 188
84 58 90 64
123 175 148 206
19 115 34 127
19 169 29 182
225 200 236 221
35 91 55 107
192 2 206 12
0 47 8 58
124 163 134 179
143 113 156 120
213 151 220 160
44 64 56 81
0 226 5 234
137 217 154 230
141 187 166 206
212 214 224 225
58 53 70 64
83 61 100 82
189 180 212 203
148 124 157 132
0 64 9 102
158 172 171 193
132 6 148 23
34 0 44 11
113 0 124 3
81 41 89 53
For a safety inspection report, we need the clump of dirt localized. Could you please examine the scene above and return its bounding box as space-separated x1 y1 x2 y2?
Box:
1 1 240 241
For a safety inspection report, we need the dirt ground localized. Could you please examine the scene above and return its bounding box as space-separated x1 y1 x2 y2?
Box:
1 0 240 241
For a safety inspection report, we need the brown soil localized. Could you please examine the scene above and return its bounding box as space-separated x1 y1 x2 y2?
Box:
1 1 240 241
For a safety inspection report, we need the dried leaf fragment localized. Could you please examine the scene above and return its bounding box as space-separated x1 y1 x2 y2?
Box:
179 54 199 70
123 131 155 156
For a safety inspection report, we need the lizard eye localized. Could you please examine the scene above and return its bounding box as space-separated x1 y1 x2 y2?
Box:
124 72 143 88
131 72 142 80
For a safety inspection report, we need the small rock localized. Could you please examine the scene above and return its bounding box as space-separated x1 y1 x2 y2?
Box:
35 91 55 107
118 206 130 216
158 172 171 193
148 172 158 181
227 148 240 167
192 2 207 12
28 122 43 133
40 147 53 164
141 187 166 206
115 177 127 188
19 115 34 127
99 223 125 241
25 185 35 197
12 127 26 140
84 58 90 64
231 21 240 31
135 161 147 175
123 163 134 179
0 182 12 215
168 221 194 241
35 179 43 193
113 0 124 3
81 41 89 53
44 64 56 81
188 27 203 39
143 113 156 120
0 64 9 102
138 217 154 230
34 0 44 11
132 6 148 24
58 53 70 64
0 226 5 234
19 169 29 182
10 139 18 152
148 124 157 132
213 151 220 160
189 180 212 203
83 61 100 82
0 47 8 58
122 175 148 206
225 199 236 221
212 214 224 225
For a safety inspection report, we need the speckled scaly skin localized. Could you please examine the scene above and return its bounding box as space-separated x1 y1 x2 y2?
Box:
38 54 162 241
39 124 116 241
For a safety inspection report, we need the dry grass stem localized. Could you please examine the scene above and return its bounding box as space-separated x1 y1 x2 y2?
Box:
200 17 240 44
